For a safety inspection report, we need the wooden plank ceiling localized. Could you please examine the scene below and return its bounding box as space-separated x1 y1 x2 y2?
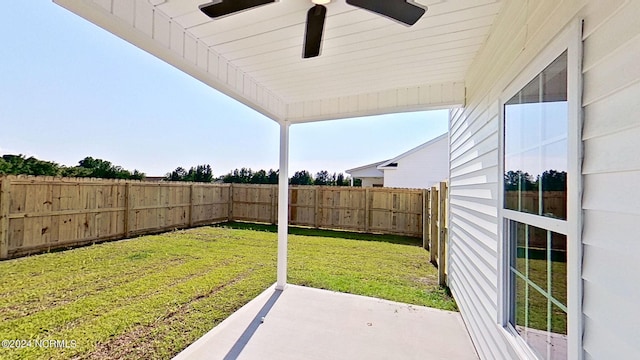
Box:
54 0 503 123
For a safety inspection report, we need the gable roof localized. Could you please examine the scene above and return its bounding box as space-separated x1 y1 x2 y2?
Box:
377 132 448 169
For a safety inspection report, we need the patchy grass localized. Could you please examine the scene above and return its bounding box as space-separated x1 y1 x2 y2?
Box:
0 223 455 359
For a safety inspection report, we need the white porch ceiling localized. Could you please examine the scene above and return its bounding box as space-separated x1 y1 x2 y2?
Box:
53 0 503 123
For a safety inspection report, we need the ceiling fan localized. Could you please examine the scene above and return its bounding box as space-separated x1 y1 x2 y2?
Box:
199 0 427 59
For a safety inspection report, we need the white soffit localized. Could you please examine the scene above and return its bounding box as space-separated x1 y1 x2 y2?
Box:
53 0 503 123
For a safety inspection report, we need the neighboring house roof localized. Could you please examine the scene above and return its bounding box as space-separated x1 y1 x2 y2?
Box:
345 160 388 178
377 133 448 170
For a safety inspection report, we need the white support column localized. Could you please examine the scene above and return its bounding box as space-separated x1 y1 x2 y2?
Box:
276 121 290 290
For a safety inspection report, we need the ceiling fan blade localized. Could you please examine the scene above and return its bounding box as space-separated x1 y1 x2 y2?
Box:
346 0 426 26
200 0 276 18
303 5 327 59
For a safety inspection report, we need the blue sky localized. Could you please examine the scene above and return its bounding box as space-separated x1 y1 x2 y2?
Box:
0 0 448 177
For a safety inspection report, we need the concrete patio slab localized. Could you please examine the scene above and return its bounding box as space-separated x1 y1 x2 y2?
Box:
174 284 477 360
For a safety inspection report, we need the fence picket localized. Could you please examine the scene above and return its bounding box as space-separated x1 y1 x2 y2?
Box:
0 177 11 259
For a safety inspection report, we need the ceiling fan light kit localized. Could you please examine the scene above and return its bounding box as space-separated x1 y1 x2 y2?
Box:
199 0 427 58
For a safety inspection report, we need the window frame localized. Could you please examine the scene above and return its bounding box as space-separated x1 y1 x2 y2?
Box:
497 19 583 360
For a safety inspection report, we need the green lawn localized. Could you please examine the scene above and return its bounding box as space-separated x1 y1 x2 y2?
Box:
0 222 455 359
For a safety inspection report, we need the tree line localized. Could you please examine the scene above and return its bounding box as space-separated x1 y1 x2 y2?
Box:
166 166 359 186
0 155 360 186
0 154 144 180
504 170 566 191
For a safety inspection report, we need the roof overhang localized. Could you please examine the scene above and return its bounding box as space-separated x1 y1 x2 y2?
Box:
53 0 504 124
345 160 387 177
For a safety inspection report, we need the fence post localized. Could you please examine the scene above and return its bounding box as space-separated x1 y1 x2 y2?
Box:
430 186 438 265
0 177 11 259
271 185 277 224
364 188 370 233
189 184 195 227
228 183 234 222
422 188 429 250
124 182 131 238
438 181 447 286
314 187 320 228
445 180 450 287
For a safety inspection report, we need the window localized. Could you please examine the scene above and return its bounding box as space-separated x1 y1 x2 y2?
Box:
503 52 569 359
504 51 568 220
507 221 567 359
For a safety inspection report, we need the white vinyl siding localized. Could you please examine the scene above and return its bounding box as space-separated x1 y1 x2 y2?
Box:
450 0 640 359
581 0 640 357
382 136 449 189
361 178 384 188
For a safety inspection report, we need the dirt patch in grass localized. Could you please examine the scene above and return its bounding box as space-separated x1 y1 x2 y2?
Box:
85 325 155 360
411 276 439 287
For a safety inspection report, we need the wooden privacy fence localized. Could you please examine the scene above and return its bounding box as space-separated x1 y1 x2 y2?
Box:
0 176 230 260
0 176 450 261
289 185 424 237
425 181 449 286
